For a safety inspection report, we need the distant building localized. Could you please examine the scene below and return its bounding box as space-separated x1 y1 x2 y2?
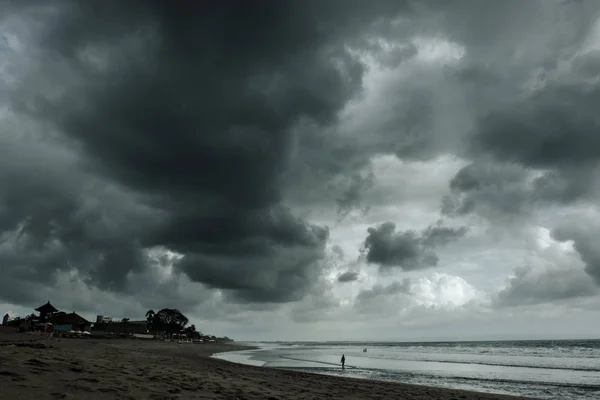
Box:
96 315 112 324
53 324 73 333
2 313 8 326
35 301 58 322
52 312 91 332
127 320 148 326
106 321 148 335
91 320 148 336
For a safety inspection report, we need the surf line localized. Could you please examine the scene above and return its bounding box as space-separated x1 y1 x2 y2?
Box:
279 356 357 369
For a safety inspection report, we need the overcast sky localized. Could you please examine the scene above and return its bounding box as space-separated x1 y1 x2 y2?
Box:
2 0 600 341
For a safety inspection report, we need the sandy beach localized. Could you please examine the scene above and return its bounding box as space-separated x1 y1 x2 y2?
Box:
0 328 535 400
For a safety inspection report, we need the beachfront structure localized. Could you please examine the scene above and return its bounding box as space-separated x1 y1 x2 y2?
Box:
96 315 113 324
35 301 58 322
2 313 8 325
53 324 73 333
52 312 91 332
92 320 148 337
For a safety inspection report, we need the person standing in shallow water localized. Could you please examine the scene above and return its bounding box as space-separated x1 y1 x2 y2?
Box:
341 354 345 369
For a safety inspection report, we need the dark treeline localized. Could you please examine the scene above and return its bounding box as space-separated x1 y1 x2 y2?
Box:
2 308 233 342
144 308 232 342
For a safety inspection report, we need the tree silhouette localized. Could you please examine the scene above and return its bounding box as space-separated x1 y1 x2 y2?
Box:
154 308 189 334
182 324 200 339
145 310 155 330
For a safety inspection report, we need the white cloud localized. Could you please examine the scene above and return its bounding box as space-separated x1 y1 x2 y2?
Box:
496 226 599 307
410 273 487 309
412 36 466 65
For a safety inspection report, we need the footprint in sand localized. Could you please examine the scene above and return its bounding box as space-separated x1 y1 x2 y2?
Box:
77 377 100 383
0 370 26 382
97 387 119 393
66 383 95 393
26 358 50 366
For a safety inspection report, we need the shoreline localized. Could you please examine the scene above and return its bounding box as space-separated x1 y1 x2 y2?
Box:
0 330 537 399
209 344 537 400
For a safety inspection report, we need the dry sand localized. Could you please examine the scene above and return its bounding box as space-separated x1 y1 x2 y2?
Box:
0 327 536 400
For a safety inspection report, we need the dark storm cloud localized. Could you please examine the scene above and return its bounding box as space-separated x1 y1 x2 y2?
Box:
275 2 600 222
337 271 359 283
4 0 600 318
336 170 374 220
0 124 160 295
553 222 600 285
362 222 467 270
495 229 600 308
1 0 413 306
420 225 469 247
356 279 412 302
496 264 598 307
461 84 600 214
531 167 598 205
472 82 600 168
442 160 600 220
441 162 532 218
435 2 600 221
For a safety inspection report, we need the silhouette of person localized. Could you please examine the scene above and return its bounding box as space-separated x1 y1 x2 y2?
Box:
341 354 345 369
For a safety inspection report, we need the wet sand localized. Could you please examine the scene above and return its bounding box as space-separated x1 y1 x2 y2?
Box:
0 327 536 399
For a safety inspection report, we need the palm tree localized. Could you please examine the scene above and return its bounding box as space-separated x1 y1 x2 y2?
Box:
145 310 156 335
182 324 197 338
145 310 155 322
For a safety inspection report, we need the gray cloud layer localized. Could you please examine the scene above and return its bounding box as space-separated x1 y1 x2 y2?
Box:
553 221 600 285
1 1 412 306
362 222 467 270
337 271 359 283
2 0 600 319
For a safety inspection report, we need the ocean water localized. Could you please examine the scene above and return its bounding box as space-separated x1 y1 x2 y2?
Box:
213 340 600 399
